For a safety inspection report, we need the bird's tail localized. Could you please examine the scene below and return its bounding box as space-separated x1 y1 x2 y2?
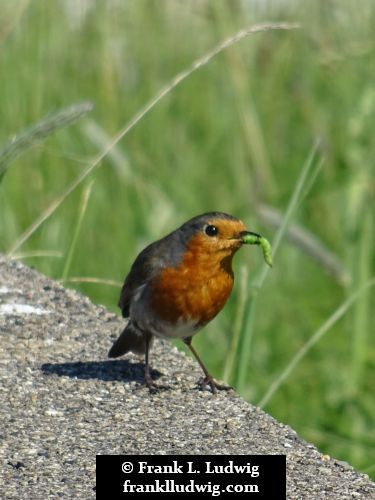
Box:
108 321 147 358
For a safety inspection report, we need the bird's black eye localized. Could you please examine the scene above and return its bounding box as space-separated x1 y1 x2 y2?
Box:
205 225 218 237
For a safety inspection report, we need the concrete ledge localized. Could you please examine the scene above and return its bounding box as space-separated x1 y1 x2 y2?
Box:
0 255 374 498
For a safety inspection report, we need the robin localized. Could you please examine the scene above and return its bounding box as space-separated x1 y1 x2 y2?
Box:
108 212 272 393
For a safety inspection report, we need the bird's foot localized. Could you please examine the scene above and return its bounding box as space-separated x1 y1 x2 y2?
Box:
197 376 233 394
143 373 170 394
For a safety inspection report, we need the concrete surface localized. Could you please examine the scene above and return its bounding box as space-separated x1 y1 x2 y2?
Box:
0 255 374 498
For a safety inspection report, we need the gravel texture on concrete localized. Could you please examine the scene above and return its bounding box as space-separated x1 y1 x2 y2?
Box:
0 255 374 499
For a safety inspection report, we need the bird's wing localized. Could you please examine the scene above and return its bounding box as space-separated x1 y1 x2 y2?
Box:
118 235 182 317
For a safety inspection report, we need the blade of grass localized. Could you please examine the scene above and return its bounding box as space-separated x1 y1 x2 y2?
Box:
213 2 277 196
11 251 63 259
223 264 249 382
258 147 324 289
258 277 375 409
61 181 94 281
235 141 322 393
346 201 373 468
7 22 299 255
347 205 373 396
256 203 350 285
59 277 122 288
0 101 93 181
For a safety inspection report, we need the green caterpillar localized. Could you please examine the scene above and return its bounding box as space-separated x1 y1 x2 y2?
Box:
242 232 273 267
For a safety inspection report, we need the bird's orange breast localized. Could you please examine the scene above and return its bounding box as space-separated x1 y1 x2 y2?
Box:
149 234 236 327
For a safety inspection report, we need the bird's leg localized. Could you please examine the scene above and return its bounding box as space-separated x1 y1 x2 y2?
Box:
143 335 153 387
143 333 169 392
143 333 157 390
183 337 232 393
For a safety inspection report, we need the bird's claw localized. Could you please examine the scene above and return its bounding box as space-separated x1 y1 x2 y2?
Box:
197 376 233 394
143 374 170 393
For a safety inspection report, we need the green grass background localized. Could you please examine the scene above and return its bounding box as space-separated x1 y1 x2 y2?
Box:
1 0 374 477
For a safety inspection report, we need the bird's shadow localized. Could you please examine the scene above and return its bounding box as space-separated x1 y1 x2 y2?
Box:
41 359 162 383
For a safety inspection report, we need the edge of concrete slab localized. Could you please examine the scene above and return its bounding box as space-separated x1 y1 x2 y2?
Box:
0 255 374 499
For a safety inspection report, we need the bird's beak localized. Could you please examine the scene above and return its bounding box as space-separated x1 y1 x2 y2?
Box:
239 231 273 267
